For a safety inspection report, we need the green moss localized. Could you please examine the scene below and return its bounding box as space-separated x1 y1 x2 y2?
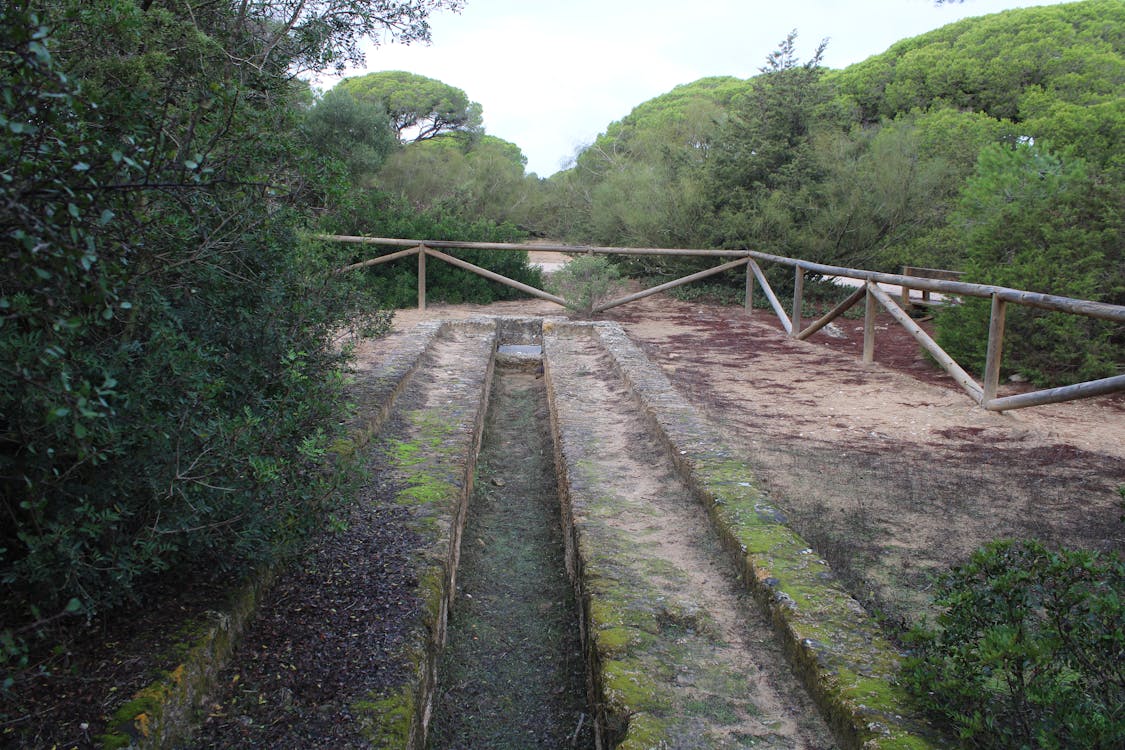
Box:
595 626 635 656
97 733 132 750
353 684 416 748
603 659 668 714
98 689 165 749
387 410 462 514
400 477 454 506
685 697 740 725
616 711 670 749
417 565 448 623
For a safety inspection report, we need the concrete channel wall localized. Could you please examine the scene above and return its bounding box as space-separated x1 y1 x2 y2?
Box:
575 321 937 749
371 318 498 748
103 316 938 749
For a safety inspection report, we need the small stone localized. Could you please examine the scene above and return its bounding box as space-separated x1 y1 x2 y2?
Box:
491 477 506 487
822 322 848 339
1009 373 1028 383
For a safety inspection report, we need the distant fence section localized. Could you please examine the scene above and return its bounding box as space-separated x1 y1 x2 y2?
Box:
318 235 1125 412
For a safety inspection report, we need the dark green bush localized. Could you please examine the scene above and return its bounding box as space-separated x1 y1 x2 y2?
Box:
903 539 1125 748
1 0 389 674
934 143 1123 386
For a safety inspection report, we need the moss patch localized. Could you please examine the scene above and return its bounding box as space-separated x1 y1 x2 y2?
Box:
353 685 416 748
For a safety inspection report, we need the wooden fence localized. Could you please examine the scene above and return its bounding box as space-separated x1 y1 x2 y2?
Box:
318 235 1125 412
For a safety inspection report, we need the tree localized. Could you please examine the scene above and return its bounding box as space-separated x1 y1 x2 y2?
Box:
833 1 1125 126
216 0 464 75
705 31 831 258
375 133 535 223
337 70 483 142
303 88 397 187
548 77 742 249
934 141 1122 385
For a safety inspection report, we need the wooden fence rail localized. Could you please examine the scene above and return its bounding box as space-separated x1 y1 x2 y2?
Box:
317 235 1125 412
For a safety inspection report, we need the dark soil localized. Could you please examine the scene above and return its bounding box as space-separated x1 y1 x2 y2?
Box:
427 367 592 749
189 410 428 748
0 574 230 749
608 299 957 390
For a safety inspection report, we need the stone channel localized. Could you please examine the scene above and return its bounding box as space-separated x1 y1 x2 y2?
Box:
111 316 941 749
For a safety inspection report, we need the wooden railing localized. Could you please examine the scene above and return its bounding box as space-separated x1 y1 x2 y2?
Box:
899 266 964 310
319 235 1125 412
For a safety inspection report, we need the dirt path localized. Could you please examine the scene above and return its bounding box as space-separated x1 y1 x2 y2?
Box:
547 331 836 748
427 368 592 749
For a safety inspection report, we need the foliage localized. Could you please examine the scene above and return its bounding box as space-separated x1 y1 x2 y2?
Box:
324 191 539 307
903 539 1125 749
375 133 537 224
833 1 1124 131
302 88 397 188
541 77 742 249
934 142 1122 386
545 255 622 316
337 70 482 142
665 282 743 306
0 0 446 682
705 31 831 251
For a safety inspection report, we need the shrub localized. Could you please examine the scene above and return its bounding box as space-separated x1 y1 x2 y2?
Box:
545 255 623 316
903 539 1125 748
934 142 1123 386
1 0 389 666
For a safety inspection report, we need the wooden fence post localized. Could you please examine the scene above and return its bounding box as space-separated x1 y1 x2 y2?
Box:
983 294 1007 402
745 260 754 315
417 245 426 311
863 284 876 364
791 267 805 338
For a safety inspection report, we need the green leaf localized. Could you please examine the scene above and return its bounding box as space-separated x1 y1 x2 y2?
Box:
46 407 70 422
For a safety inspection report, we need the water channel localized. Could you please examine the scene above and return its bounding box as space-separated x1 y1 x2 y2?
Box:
426 358 594 749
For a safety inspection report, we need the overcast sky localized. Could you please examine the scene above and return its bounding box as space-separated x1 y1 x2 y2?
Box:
318 0 1071 177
